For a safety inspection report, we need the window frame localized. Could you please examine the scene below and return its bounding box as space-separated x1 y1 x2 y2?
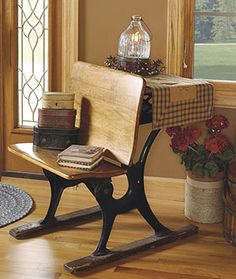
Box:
4 0 79 135
167 0 236 108
0 0 4 176
0 0 79 175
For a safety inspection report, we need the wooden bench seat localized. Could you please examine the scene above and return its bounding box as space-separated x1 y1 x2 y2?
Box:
9 143 126 180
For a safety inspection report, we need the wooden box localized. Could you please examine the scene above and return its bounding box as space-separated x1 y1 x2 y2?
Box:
33 125 79 150
42 92 75 109
38 108 76 129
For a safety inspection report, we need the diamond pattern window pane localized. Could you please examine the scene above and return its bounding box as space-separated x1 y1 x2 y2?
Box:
18 0 48 127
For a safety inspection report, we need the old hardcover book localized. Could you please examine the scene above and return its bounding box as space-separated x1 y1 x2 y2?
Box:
57 144 105 163
57 156 103 170
103 156 121 167
102 149 122 167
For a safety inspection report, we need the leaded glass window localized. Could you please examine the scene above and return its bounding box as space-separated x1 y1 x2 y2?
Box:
18 0 48 127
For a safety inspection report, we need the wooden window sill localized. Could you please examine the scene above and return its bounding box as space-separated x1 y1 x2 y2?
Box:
11 127 33 135
207 80 236 109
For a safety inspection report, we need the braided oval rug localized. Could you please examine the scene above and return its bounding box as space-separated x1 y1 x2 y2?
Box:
0 184 33 228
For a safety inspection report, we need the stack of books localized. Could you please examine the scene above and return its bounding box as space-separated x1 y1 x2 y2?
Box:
57 145 105 170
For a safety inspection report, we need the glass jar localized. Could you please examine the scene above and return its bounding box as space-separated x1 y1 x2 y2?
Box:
118 15 151 59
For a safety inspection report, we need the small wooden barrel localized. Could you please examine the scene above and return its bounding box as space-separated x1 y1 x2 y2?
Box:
42 92 75 109
38 108 76 129
223 185 236 246
33 125 79 150
227 161 236 202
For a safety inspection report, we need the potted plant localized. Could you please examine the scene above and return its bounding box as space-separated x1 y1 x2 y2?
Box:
166 114 235 223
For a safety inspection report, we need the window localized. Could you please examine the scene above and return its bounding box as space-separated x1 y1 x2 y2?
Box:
167 0 236 108
17 0 48 127
194 0 236 81
1 0 79 173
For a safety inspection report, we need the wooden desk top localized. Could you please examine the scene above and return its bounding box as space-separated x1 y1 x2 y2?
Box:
145 74 214 129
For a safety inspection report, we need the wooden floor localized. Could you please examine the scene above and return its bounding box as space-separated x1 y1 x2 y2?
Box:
0 175 235 279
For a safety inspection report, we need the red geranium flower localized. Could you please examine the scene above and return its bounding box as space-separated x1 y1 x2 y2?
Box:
166 114 235 178
171 132 189 152
205 134 230 154
206 114 229 131
166 126 182 137
169 125 201 152
183 126 201 144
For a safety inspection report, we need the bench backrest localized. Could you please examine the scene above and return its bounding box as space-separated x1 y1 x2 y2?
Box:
70 61 145 166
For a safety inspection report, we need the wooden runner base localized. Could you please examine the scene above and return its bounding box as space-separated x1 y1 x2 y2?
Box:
64 224 198 275
9 205 101 239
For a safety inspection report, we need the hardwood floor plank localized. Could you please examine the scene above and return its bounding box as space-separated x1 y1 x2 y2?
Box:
114 266 220 279
0 176 235 279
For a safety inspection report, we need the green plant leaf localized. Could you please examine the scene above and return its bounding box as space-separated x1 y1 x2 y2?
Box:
192 162 205 178
216 148 235 161
204 160 219 177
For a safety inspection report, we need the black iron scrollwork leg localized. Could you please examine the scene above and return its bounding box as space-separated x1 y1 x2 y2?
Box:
65 129 199 274
85 129 171 255
93 212 115 256
9 170 102 239
127 129 171 235
41 169 68 224
86 178 116 256
41 169 82 224
127 164 170 236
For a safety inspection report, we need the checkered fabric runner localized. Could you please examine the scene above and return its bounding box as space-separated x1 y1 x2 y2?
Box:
146 75 214 129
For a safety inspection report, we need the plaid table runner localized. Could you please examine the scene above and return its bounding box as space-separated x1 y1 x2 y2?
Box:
145 74 214 129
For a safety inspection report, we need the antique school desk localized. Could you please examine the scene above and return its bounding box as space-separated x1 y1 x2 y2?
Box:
8 62 214 275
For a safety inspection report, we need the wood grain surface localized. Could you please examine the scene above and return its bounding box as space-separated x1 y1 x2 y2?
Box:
1 175 236 279
8 61 146 179
8 143 126 180
70 61 145 166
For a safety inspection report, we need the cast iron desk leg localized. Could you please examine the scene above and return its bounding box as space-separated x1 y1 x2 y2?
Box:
65 129 199 274
9 172 102 239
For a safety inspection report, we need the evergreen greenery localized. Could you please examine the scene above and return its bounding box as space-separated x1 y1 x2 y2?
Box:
195 0 236 43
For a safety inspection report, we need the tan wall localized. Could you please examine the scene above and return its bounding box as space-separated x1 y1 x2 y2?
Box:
139 108 236 178
78 0 236 178
78 0 167 64
78 0 171 176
